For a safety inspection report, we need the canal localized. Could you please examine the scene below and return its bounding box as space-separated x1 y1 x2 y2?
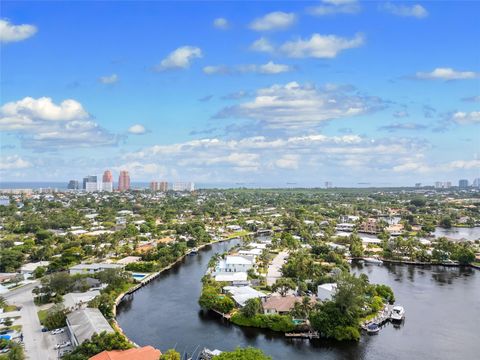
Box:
116 239 479 359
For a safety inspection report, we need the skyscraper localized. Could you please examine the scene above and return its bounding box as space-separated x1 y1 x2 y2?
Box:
83 175 97 190
67 180 79 190
150 181 169 192
102 170 114 192
118 170 130 191
459 179 469 188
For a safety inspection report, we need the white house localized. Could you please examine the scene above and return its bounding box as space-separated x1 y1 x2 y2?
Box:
69 263 123 275
20 261 50 279
223 286 267 307
63 290 100 310
215 256 254 273
317 283 337 301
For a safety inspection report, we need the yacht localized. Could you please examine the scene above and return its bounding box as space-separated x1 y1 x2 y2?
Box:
366 322 380 335
364 257 383 265
390 306 405 321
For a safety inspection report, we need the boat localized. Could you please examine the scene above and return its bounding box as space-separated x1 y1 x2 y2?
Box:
364 257 383 265
366 322 380 335
188 248 199 256
198 348 223 360
390 305 405 321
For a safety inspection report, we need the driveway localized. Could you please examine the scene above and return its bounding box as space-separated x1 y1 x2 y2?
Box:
266 251 289 286
3 282 58 360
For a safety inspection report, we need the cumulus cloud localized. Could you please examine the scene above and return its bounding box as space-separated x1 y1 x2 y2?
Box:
415 68 478 80
249 12 297 31
122 133 431 183
379 122 428 132
128 124 147 134
0 97 117 150
203 61 293 75
451 111 480 125
215 81 384 129
307 0 360 16
382 2 428 18
0 155 32 170
250 37 275 53
98 74 119 84
0 19 37 43
154 46 202 71
213 17 229 29
279 33 364 58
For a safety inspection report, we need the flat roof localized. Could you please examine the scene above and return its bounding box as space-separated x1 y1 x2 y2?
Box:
67 308 113 344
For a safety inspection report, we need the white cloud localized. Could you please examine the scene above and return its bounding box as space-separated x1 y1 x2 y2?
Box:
203 61 293 75
249 12 297 31
415 67 478 80
0 155 32 170
155 46 202 71
451 111 480 125
275 154 299 169
446 159 480 170
128 124 147 134
213 17 229 29
279 33 364 58
0 97 117 150
250 37 275 53
0 19 37 43
99 74 119 84
215 81 383 129
382 3 428 19
308 0 360 16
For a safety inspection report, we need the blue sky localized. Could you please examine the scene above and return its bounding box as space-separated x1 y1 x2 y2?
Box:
1 0 479 186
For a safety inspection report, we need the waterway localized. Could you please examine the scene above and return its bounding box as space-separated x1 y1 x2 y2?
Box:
434 226 480 241
116 239 479 359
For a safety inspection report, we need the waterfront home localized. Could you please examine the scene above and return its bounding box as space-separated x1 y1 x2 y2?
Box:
386 223 404 236
89 346 162 360
359 218 380 234
223 286 267 307
63 290 100 310
69 263 123 275
20 261 50 279
317 283 337 302
115 256 141 265
339 215 360 223
214 272 248 284
262 295 312 315
335 223 355 232
215 256 254 273
66 308 114 346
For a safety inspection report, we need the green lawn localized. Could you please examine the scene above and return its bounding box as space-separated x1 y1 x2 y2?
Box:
2 305 17 313
225 230 251 239
37 309 48 325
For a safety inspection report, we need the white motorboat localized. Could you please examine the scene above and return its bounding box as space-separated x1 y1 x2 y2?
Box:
390 306 405 321
364 257 383 265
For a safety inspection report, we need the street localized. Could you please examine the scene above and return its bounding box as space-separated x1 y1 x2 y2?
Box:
4 282 58 360
266 251 289 286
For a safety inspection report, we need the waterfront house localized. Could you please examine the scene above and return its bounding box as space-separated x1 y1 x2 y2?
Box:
223 286 267 307
63 290 100 310
215 256 254 273
214 272 248 284
69 263 123 275
66 308 114 346
89 346 162 360
317 283 337 302
262 295 311 315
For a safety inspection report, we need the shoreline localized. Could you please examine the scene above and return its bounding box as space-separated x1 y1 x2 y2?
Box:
112 236 240 347
377 258 479 270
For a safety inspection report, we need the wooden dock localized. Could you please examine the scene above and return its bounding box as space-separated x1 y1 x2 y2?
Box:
361 304 393 330
285 332 319 339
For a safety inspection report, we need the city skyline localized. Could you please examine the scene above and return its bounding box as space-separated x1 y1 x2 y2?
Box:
1 1 479 186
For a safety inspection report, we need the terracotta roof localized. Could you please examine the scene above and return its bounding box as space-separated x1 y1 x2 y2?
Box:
263 295 299 312
89 346 161 360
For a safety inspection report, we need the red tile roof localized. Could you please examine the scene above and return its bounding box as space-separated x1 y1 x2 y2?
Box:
89 346 161 360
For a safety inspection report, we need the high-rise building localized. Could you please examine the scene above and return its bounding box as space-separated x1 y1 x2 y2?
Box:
118 170 130 191
473 178 480 188
325 181 332 189
102 170 114 192
459 179 469 188
435 181 452 189
67 180 79 190
83 175 98 192
172 182 194 192
415 183 422 188
150 181 169 192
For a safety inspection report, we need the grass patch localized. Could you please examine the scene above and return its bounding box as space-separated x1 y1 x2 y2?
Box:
225 230 251 239
37 309 48 325
2 305 17 313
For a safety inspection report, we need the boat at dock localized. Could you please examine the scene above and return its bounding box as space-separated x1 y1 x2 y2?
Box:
364 257 383 265
366 323 380 335
198 348 223 360
188 248 199 256
390 306 405 321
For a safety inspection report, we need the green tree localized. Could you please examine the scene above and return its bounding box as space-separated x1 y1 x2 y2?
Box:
160 349 181 360
43 304 67 330
241 298 262 318
64 332 132 360
7 342 25 360
213 347 271 360
272 278 296 297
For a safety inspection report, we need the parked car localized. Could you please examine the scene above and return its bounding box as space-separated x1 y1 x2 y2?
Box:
51 328 64 335
54 341 71 350
41 327 48 332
